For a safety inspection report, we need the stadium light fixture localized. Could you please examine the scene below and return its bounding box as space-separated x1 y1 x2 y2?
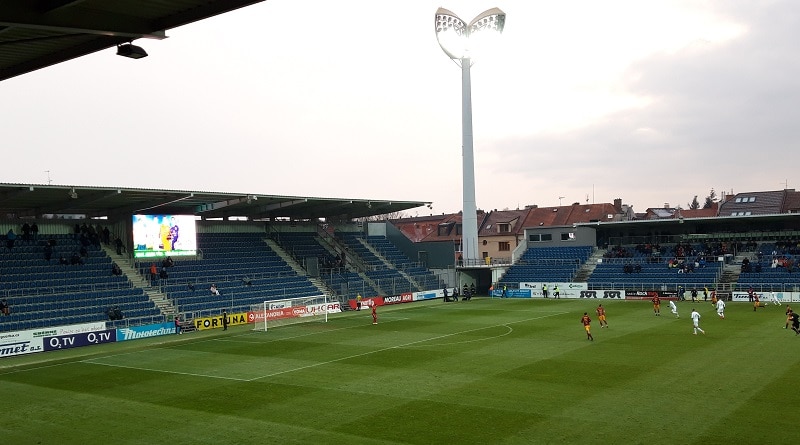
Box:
434 7 505 266
117 43 148 59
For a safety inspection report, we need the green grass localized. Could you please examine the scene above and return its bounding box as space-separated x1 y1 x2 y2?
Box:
1 298 797 445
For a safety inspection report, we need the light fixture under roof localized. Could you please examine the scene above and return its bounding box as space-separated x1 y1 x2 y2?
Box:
117 43 148 59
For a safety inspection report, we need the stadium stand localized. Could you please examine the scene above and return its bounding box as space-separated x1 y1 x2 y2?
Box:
587 244 721 290
498 246 593 287
152 233 321 318
0 234 161 332
737 242 800 291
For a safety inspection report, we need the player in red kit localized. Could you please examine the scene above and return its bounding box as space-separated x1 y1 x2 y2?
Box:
652 295 661 316
596 304 608 328
581 312 594 341
371 303 378 325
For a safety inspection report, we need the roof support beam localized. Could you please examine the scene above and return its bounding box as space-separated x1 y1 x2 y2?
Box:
0 1 168 39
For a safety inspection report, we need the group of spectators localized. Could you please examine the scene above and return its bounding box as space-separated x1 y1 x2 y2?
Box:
320 253 346 271
149 256 174 283
106 305 123 320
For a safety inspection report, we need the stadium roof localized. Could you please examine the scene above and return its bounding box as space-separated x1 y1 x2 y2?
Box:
0 0 267 82
0 183 428 221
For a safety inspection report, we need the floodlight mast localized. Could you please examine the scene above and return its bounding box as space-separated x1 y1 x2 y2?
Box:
435 8 505 267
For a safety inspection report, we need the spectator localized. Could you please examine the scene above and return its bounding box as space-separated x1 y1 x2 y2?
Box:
210 284 220 296
21 223 31 241
70 252 83 265
188 282 195 292
159 267 169 280
242 277 252 286
79 245 88 258
44 243 53 261
163 256 174 268
149 262 158 283
31 222 39 241
106 306 123 321
114 236 124 255
111 263 122 276
0 299 9 316
6 228 16 250
174 316 182 335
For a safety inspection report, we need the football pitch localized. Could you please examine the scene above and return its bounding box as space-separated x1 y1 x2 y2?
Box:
1 298 796 445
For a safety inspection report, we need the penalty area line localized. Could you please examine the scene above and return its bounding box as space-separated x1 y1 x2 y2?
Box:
80 359 252 381
245 311 566 382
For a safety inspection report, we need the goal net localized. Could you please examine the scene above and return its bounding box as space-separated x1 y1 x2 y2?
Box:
249 295 336 331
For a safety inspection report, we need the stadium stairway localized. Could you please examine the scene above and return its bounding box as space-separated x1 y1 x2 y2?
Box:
573 248 606 282
307 276 338 303
265 238 308 275
717 256 744 292
265 238 333 297
101 244 176 316
356 238 422 292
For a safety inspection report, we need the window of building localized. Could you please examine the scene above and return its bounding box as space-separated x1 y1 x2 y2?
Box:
455 224 462 235
529 233 553 242
498 241 510 251
498 223 511 233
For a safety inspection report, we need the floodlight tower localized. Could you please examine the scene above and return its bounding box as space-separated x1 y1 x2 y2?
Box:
435 7 505 266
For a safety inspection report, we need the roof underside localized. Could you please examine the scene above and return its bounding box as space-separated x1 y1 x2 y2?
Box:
0 0 267 82
0 183 426 221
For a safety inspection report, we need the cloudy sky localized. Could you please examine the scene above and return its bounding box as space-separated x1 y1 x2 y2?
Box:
2 0 798 216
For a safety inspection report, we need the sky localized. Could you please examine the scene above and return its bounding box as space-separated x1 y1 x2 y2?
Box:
2 0 799 217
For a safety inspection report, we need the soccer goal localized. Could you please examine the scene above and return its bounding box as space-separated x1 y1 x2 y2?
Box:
250 295 335 331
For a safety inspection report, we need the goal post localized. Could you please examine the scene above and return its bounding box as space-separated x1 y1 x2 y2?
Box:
249 295 339 331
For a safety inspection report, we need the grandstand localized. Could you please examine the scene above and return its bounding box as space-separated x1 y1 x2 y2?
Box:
152 233 320 318
2 182 800 336
497 246 593 287
0 231 161 332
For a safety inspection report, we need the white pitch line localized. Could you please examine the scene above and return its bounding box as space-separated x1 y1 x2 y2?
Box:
216 317 410 344
74 317 413 380
245 311 567 382
81 359 251 381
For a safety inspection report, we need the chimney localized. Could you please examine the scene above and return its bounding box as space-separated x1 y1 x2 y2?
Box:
613 198 622 212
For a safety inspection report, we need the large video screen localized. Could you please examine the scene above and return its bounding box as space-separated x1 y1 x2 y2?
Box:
132 214 197 259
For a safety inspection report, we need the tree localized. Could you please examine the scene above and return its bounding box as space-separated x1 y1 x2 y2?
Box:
703 188 718 209
358 211 407 222
688 195 700 210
